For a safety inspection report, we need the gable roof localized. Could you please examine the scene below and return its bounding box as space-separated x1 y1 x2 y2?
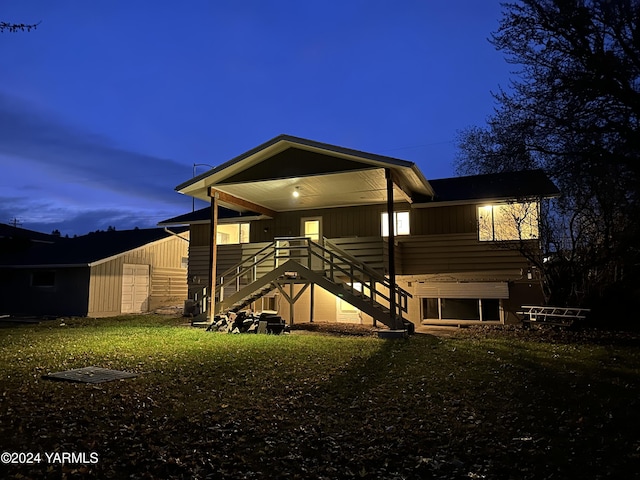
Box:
419 169 560 207
0 227 188 268
175 134 434 212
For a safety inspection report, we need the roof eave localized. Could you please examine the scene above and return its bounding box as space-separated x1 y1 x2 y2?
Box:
174 135 424 198
414 191 560 208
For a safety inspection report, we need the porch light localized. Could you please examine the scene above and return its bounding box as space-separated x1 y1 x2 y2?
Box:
292 187 300 198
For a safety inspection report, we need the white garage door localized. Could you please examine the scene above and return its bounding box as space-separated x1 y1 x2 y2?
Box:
121 264 150 313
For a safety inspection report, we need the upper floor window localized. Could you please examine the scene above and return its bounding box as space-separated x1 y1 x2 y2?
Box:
478 202 539 241
217 223 250 245
381 211 410 237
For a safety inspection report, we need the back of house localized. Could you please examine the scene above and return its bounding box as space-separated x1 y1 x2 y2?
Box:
161 135 558 329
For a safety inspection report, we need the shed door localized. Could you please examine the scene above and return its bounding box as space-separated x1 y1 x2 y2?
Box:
121 264 150 313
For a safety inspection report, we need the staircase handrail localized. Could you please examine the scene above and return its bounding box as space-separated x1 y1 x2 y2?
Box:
210 236 411 318
323 237 387 281
306 238 412 313
217 241 276 281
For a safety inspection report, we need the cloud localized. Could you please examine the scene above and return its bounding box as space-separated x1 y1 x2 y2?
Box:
0 194 188 236
0 91 189 206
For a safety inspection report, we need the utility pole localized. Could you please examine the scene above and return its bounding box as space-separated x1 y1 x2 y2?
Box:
9 217 22 228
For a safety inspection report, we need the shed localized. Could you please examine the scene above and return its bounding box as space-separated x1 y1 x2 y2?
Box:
0 228 189 317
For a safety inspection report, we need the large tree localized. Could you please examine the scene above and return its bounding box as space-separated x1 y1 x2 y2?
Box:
456 0 640 317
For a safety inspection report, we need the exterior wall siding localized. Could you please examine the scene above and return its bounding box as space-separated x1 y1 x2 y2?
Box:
88 235 189 317
411 204 477 235
397 233 533 276
0 267 90 317
327 237 385 273
250 204 407 242
186 201 544 325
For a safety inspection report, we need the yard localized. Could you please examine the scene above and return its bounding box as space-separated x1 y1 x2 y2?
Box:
1 316 638 479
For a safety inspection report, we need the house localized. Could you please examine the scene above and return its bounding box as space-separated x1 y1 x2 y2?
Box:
159 135 559 329
0 227 189 317
0 223 63 246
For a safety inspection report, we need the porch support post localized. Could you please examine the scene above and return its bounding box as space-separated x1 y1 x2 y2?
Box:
289 281 295 326
385 168 399 330
310 283 315 323
208 191 219 322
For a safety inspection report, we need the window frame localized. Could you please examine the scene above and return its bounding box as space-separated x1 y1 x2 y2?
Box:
477 201 539 242
216 222 250 245
381 211 410 237
421 297 501 322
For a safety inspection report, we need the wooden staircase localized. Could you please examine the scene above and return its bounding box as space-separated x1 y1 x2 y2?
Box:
192 237 413 331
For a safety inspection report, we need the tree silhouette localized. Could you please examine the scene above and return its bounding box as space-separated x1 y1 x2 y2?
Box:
456 0 640 321
0 21 40 33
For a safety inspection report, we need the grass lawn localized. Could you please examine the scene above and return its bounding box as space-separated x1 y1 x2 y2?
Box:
1 316 639 479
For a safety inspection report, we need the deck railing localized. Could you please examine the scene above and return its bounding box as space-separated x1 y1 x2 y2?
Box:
193 237 411 320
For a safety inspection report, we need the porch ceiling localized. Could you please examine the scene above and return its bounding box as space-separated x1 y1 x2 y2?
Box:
177 135 434 213
212 168 410 212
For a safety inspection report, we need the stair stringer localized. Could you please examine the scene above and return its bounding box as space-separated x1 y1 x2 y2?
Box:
215 261 300 315
221 260 398 329
288 262 399 329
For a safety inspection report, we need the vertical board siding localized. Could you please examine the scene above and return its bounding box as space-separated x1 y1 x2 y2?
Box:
88 235 189 317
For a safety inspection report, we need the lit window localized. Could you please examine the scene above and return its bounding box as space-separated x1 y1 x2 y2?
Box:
478 202 539 241
381 211 410 237
216 223 250 245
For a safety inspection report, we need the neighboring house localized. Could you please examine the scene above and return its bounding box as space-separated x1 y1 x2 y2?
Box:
0 223 62 246
159 135 558 329
0 228 189 317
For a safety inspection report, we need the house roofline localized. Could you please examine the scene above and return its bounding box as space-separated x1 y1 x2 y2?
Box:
87 233 188 268
413 193 560 208
3 264 89 269
158 215 266 227
175 134 419 192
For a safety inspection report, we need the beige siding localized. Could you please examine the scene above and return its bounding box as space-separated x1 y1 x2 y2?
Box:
89 258 122 316
273 284 376 325
397 233 532 276
149 267 189 310
88 235 189 317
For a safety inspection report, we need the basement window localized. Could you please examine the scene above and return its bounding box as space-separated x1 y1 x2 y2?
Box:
422 298 500 321
381 211 410 237
32 271 56 288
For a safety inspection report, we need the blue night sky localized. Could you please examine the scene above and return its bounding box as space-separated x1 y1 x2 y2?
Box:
1 1 513 236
